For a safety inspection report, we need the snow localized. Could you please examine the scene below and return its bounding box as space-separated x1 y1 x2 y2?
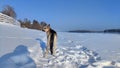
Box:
58 32 120 61
0 22 120 68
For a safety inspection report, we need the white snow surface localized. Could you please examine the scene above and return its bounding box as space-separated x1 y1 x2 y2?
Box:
0 22 120 68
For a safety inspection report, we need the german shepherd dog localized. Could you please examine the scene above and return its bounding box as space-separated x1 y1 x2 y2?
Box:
42 24 57 57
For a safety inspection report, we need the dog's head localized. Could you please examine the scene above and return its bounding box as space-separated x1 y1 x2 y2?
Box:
42 24 50 32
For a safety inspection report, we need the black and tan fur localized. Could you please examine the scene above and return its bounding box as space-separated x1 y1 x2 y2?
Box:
42 24 57 57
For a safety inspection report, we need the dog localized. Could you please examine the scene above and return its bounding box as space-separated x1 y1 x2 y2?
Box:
42 24 57 57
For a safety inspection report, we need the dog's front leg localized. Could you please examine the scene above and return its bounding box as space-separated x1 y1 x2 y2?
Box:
45 45 49 57
45 35 50 57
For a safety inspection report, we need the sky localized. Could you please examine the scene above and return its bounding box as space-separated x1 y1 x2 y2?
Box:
0 0 120 31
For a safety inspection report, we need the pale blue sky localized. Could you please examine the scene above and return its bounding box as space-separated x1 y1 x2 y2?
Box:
0 0 120 31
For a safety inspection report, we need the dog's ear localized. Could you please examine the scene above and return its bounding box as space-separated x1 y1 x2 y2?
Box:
47 24 50 28
48 24 50 27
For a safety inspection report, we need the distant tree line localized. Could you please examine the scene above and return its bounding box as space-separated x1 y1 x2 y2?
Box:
104 29 120 33
18 19 47 30
69 29 120 33
68 30 93 33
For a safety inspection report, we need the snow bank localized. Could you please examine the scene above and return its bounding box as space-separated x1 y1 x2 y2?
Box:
0 13 20 26
0 22 43 68
0 45 36 68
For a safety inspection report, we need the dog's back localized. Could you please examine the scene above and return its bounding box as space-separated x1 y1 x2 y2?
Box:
49 29 57 44
48 28 57 55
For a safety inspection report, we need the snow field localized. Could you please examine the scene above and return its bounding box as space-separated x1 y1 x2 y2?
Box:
0 22 120 68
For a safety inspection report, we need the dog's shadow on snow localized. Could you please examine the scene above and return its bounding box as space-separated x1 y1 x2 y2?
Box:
36 38 46 53
0 45 36 68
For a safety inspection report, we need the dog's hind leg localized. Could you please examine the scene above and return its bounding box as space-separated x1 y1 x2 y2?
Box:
53 35 57 56
50 44 53 55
